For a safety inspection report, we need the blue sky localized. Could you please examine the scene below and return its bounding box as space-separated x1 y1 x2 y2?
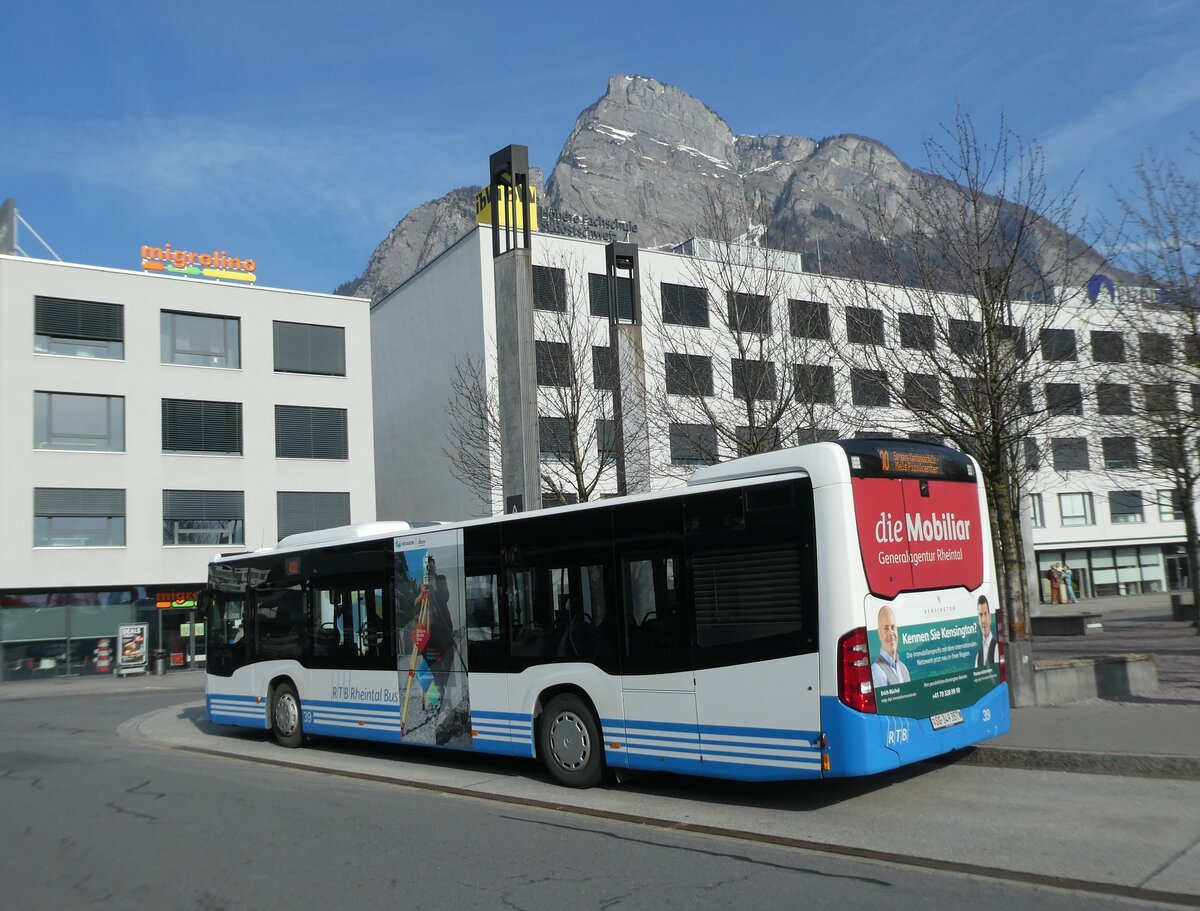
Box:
3 1 1197 294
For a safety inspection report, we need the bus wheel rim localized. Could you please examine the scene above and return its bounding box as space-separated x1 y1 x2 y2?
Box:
549 712 589 770
275 693 298 736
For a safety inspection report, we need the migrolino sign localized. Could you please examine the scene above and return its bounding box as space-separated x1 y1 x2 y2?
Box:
142 244 257 282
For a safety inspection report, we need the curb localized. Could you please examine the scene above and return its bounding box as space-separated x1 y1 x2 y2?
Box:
939 744 1200 781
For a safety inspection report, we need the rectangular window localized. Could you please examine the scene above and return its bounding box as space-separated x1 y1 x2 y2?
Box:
1030 493 1045 528
1091 330 1125 363
1024 438 1041 470
535 340 573 387
669 423 718 465
596 418 617 464
34 392 124 451
788 299 829 339
539 415 572 460
736 426 781 457
949 318 983 357
588 273 634 320
952 376 987 412
1144 384 1177 413
661 282 708 327
693 543 804 648
272 321 345 376
846 307 884 345
1058 492 1095 526
1140 332 1173 365
1102 437 1139 470
162 490 245 545
1159 489 1185 521
1041 328 1077 361
162 399 243 455
898 313 935 350
276 491 351 540
274 405 348 459
1096 383 1132 415
162 311 241 368
851 368 889 407
797 427 839 444
592 346 616 390
731 358 776 401
727 291 771 334
34 295 124 359
1150 436 1183 470
903 373 941 412
34 488 125 546
794 364 835 404
532 266 567 311
1110 490 1145 524
1052 437 1089 471
1046 383 1083 416
665 353 713 396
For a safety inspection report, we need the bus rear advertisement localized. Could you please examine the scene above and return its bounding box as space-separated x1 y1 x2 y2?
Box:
205 439 1009 787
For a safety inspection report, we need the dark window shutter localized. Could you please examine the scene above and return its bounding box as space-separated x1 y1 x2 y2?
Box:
275 405 349 459
34 487 125 517
273 322 346 375
277 491 351 539
162 399 243 454
35 296 124 342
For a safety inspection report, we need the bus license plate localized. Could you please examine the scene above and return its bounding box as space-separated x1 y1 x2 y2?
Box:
930 709 963 730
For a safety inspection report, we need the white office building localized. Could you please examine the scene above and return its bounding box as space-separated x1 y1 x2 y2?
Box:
0 254 375 679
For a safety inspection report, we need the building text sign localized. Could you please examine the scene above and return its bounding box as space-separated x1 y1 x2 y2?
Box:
142 244 257 282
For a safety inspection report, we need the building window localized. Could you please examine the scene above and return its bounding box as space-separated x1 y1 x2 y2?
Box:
596 419 617 464
1090 330 1125 363
1150 436 1183 470
952 376 987 411
1144 384 1177 414
735 426 781 457
669 423 717 465
538 416 572 460
592 346 616 390
851 368 889 407
1058 492 1095 526
898 313 935 350
1140 332 1173 365
665 353 713 396
1040 328 1077 361
794 364 835 404
661 282 708 327
1096 383 1132 415
588 273 634 320
731 358 776 401
1110 490 1145 524
949 318 983 357
535 340 573 387
532 266 567 312
789 299 829 339
1159 489 1185 521
727 292 771 334
162 399 243 455
34 295 124 359
846 307 884 345
273 321 345 376
34 488 125 547
797 427 839 444
275 405 348 459
1051 437 1089 471
276 491 351 540
162 490 245 545
1046 383 1083 416
1024 438 1041 470
1030 493 1045 528
162 311 241 368
902 373 941 412
34 392 124 451
1102 437 1139 470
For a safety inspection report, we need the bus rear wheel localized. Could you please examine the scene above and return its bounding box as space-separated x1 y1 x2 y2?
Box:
539 693 603 788
270 682 303 748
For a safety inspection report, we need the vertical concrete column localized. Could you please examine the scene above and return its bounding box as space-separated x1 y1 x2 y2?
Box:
612 323 651 495
494 248 541 512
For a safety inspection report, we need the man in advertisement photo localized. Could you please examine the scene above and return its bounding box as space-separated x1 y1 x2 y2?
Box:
975 594 998 667
872 605 911 687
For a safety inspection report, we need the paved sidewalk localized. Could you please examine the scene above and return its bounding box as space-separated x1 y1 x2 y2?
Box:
3 594 1198 779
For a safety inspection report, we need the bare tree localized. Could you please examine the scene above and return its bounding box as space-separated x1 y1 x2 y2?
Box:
442 253 629 512
644 189 864 477
819 109 1100 665
1104 152 1200 625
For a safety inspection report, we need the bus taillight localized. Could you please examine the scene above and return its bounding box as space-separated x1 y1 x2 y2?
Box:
997 637 1007 683
838 627 877 714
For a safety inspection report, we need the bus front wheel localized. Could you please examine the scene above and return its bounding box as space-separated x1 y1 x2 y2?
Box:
270 682 304 749
539 693 603 788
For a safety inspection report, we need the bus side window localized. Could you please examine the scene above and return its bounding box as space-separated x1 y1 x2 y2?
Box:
466 571 505 672
622 556 685 673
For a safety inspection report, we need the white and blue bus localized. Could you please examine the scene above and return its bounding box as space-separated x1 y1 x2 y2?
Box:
205 439 1009 787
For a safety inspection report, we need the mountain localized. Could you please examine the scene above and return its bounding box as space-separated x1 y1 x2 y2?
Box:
340 74 1103 301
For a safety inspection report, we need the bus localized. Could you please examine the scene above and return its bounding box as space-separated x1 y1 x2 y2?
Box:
204 438 1010 787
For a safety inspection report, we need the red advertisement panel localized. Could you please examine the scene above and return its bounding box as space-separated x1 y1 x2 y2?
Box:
853 477 984 599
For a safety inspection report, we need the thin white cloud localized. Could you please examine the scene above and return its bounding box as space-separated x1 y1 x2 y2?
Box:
1041 48 1200 168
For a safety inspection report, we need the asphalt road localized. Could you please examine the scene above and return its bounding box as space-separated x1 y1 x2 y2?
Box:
1 690 1197 910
